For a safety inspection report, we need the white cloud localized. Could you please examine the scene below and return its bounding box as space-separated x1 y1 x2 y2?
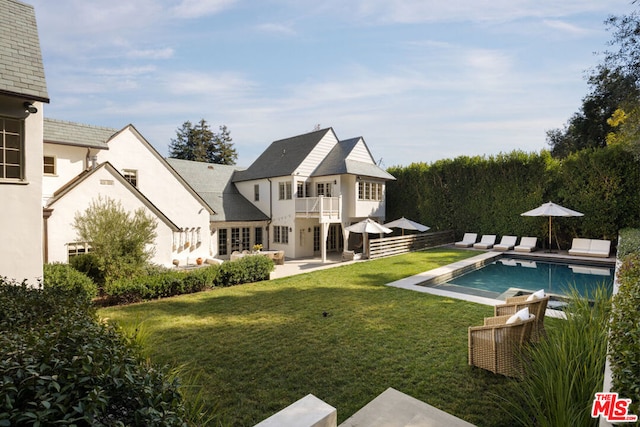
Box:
165 71 257 96
127 48 175 60
170 0 237 19
542 19 592 36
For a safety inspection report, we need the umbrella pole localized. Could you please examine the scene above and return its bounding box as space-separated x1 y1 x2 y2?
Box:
549 216 552 251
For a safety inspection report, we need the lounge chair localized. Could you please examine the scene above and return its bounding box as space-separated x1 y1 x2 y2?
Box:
473 234 496 249
514 237 537 253
494 235 517 251
494 291 549 342
468 312 536 377
568 238 611 258
455 233 477 248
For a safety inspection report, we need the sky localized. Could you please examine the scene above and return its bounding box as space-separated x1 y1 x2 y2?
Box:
28 0 634 169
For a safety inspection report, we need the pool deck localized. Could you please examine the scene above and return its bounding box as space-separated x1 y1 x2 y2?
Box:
385 248 615 318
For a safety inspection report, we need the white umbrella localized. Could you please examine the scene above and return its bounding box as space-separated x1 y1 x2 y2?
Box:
345 219 392 258
384 217 430 235
345 218 393 234
521 201 583 251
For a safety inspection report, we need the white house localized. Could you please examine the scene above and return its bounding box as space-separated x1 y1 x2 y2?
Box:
42 119 214 267
172 128 395 262
0 0 49 282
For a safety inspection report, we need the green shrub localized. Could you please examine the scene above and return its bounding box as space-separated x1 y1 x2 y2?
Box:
609 251 640 416
43 262 98 301
69 253 105 287
617 228 640 258
215 255 274 287
0 278 189 425
499 285 612 427
104 265 219 305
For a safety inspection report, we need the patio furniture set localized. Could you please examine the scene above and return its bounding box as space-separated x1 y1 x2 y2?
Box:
468 290 550 377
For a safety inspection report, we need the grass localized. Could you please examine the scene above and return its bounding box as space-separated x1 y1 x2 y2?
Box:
98 249 536 426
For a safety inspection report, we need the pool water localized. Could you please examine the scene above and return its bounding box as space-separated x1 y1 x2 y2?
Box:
443 257 613 299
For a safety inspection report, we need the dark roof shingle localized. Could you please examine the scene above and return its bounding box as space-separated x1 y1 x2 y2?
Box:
0 0 49 102
44 118 117 149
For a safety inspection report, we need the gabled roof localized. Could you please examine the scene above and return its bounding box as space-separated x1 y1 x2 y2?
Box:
233 128 336 182
312 137 396 180
166 158 269 222
0 0 49 102
46 162 179 231
44 118 116 149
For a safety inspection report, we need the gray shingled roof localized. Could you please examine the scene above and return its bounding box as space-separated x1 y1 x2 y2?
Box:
312 138 396 180
166 158 269 222
0 0 49 102
233 128 334 182
44 118 116 149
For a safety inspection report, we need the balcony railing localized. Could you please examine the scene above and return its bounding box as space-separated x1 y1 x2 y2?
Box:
295 196 341 221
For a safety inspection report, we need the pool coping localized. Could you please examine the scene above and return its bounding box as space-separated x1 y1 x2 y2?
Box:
384 250 613 319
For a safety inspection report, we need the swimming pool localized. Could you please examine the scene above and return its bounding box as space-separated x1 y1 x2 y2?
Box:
435 257 614 301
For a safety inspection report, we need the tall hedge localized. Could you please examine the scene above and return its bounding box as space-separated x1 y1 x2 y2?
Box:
387 147 640 249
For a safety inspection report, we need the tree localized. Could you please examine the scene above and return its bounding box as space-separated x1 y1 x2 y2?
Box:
73 196 157 282
168 119 237 165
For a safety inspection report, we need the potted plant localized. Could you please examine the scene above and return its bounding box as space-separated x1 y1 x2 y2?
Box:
253 244 263 253
196 257 203 265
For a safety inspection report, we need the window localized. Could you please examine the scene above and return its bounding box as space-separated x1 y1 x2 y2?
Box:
218 228 228 256
123 169 138 187
43 156 56 175
231 227 240 252
67 242 91 260
0 118 22 180
242 227 250 251
273 226 289 244
254 184 260 201
297 182 304 198
279 182 292 200
273 225 281 243
282 226 289 244
254 227 263 246
358 180 383 201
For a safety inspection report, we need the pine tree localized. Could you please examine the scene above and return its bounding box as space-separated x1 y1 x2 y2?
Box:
168 119 238 165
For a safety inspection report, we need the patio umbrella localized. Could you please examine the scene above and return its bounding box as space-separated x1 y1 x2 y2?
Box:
521 201 583 251
345 219 392 258
384 216 430 235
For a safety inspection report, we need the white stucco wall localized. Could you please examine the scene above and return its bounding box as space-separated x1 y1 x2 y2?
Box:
42 143 95 203
0 100 43 282
46 167 176 266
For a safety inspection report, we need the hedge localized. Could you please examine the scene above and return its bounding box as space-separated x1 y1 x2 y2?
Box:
0 279 189 425
608 229 640 416
43 262 98 302
387 146 640 249
214 255 274 287
104 265 219 305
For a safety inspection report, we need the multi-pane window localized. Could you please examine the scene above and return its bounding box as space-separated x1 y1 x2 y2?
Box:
279 182 292 200
254 227 263 246
254 184 260 201
43 156 56 175
123 169 138 187
273 226 281 243
358 180 383 201
241 227 251 251
218 229 228 256
67 242 91 260
0 118 22 180
316 182 332 197
282 226 289 244
274 226 289 244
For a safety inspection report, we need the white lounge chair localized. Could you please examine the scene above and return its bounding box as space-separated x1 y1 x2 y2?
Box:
473 234 496 249
568 238 611 258
567 238 592 256
455 233 478 248
494 235 518 251
514 237 537 253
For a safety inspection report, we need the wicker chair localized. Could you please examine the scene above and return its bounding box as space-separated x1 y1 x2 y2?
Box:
494 295 549 342
468 314 536 377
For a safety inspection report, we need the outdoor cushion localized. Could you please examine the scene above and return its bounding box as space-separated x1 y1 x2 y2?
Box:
473 235 497 249
494 236 518 251
589 240 611 257
455 233 477 248
506 307 530 324
568 238 592 256
514 237 537 252
527 289 545 301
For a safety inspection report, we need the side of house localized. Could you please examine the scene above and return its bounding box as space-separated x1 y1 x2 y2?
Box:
0 0 49 282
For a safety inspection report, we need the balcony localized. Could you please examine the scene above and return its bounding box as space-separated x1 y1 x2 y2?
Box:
295 196 341 222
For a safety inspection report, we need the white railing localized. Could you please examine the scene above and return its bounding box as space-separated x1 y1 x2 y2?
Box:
295 196 341 220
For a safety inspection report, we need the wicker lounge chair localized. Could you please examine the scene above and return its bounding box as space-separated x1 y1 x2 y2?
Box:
455 233 477 248
468 313 536 377
494 293 549 342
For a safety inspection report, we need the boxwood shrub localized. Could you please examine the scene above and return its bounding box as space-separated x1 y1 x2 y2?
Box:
0 278 188 426
104 265 219 305
214 255 274 287
43 262 98 302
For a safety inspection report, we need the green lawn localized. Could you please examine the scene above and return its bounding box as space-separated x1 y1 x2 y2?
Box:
98 249 525 426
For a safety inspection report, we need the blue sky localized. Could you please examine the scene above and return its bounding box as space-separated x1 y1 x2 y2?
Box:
29 0 633 168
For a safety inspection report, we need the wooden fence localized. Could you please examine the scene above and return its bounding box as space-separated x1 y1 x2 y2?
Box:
368 230 455 260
